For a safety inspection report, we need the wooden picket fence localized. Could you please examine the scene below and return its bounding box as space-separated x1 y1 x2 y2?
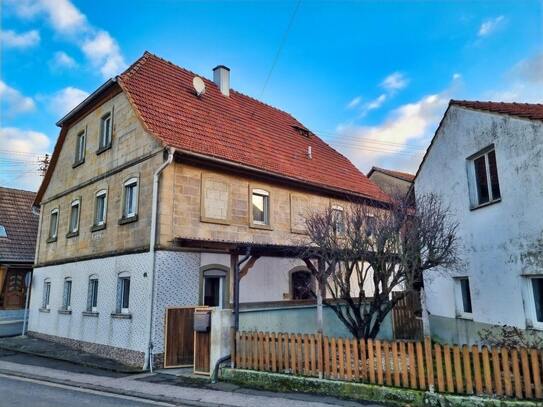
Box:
234 331 543 400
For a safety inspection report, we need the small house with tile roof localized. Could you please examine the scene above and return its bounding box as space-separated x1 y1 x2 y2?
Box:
414 100 543 345
28 52 390 370
0 187 39 336
367 166 415 198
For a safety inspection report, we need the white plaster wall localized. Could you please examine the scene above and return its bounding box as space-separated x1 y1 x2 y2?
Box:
415 106 543 329
151 250 200 354
28 252 152 353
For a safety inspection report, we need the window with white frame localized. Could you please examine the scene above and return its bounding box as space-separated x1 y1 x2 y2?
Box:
99 112 112 149
87 276 99 312
68 199 80 234
251 188 270 225
94 190 107 226
122 178 138 219
467 146 501 208
332 205 345 235
454 277 473 318
42 279 51 309
49 208 59 240
524 276 543 329
62 278 72 310
74 130 86 164
116 273 130 314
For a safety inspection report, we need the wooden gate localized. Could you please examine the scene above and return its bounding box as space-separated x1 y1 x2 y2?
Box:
164 307 195 368
193 307 211 375
392 291 423 340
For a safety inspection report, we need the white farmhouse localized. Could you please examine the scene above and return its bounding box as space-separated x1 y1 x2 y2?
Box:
414 100 543 345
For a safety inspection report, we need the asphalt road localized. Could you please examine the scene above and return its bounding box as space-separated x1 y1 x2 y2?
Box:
0 375 177 407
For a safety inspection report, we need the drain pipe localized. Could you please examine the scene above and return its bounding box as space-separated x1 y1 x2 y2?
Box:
144 147 176 372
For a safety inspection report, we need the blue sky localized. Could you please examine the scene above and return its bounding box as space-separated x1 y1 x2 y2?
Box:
1 0 542 191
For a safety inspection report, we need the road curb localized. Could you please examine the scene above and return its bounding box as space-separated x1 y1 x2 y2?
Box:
0 367 221 407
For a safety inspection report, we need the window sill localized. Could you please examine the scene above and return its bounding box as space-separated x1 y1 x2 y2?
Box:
96 144 112 156
39 308 50 313
58 309 72 315
470 198 501 211
118 215 138 225
82 311 99 317
72 159 85 169
200 217 231 226
111 312 132 319
66 231 79 239
91 223 106 232
46 237 57 244
456 314 473 321
250 223 273 231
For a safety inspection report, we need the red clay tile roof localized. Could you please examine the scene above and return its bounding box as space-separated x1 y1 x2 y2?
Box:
451 100 543 121
0 187 39 263
368 167 415 183
117 52 388 202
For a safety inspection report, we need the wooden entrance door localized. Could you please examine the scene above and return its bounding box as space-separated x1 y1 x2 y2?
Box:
193 307 211 375
392 291 423 340
164 307 195 368
3 269 28 309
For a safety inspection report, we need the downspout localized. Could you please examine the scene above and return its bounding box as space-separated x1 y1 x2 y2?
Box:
144 147 175 372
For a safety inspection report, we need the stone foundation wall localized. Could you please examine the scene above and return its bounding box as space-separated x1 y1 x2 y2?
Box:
29 331 145 367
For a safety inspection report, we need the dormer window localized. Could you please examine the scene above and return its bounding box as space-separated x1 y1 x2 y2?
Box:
98 112 112 152
74 130 86 166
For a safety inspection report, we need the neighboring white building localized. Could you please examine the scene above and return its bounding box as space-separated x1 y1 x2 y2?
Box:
415 100 543 345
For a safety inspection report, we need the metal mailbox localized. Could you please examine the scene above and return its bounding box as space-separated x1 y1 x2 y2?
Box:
193 309 210 332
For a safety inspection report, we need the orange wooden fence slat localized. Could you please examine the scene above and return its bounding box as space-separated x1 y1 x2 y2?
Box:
502 347 512 397
462 345 473 394
384 342 392 386
331 337 337 380
408 341 417 389
400 342 409 388
324 336 330 378
512 349 523 399
345 339 353 381
368 339 375 384
392 342 401 387
443 345 454 393
424 337 434 390
434 344 445 393
317 334 323 378
531 349 542 399
453 345 463 393
360 339 367 380
303 334 310 375
297 335 303 376
520 348 533 399
481 346 493 395
376 340 383 385
492 347 502 396
352 338 360 381
338 338 345 380
472 345 483 395
416 341 426 390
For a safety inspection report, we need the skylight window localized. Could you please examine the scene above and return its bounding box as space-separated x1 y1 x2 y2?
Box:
0 225 7 238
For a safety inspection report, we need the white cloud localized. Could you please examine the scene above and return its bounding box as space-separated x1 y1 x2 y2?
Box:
0 29 40 48
50 51 78 70
335 89 451 173
347 96 361 109
0 81 36 117
82 31 126 78
380 72 409 92
366 94 387 111
49 87 89 117
478 15 505 37
0 127 51 191
5 0 126 78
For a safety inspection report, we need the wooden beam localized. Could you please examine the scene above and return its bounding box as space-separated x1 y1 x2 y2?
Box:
239 255 260 279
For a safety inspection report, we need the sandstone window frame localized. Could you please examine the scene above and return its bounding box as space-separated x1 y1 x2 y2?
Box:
92 188 108 231
200 174 231 225
290 193 309 234
119 176 139 224
60 277 72 313
47 208 59 243
41 278 51 311
114 271 131 316
73 128 86 167
67 198 81 238
249 186 272 230
289 266 314 300
86 275 99 313
97 108 113 154
331 204 345 235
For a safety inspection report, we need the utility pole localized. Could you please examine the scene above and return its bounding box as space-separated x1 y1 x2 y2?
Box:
38 154 50 177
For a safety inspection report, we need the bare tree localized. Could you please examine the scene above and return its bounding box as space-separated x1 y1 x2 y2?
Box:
300 193 460 339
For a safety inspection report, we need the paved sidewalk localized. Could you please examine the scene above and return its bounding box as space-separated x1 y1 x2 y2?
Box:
0 336 140 373
0 359 381 406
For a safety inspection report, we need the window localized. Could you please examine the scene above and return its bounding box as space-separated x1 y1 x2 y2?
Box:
202 269 226 308
332 205 345 235
87 276 99 312
94 190 107 226
365 214 376 237
62 278 72 310
122 178 138 219
99 112 112 150
74 130 86 164
116 274 130 313
291 270 313 300
49 209 59 240
454 277 473 318
0 225 7 238
251 188 270 226
42 279 51 309
68 199 80 234
524 277 543 329
468 147 501 207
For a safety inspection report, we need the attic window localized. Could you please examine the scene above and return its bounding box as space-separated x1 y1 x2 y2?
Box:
0 225 7 238
292 125 312 138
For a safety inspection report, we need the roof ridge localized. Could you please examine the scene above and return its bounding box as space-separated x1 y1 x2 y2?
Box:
451 99 543 107
0 186 37 194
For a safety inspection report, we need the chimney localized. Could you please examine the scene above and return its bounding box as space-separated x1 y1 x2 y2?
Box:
213 65 230 96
